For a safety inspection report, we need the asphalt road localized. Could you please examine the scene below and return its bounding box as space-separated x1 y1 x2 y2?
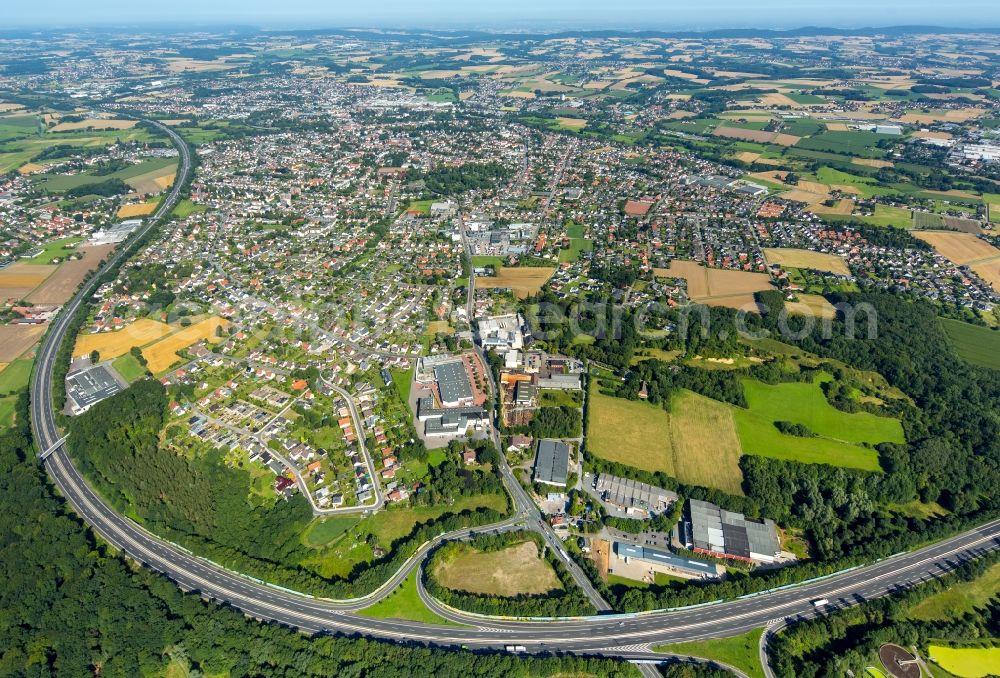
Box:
27 119 1000 664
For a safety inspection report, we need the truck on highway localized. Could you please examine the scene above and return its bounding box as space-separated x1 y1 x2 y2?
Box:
505 645 527 653
811 598 830 607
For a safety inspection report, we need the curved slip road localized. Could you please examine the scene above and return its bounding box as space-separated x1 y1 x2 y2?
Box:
28 119 1000 661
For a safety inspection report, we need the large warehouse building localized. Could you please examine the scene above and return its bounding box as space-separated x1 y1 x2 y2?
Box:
533 439 570 487
684 499 781 563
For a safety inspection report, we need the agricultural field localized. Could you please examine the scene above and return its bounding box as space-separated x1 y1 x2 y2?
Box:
732 374 902 471
141 317 231 373
587 379 744 493
785 293 838 320
26 244 114 304
117 201 158 218
927 645 1000 678
475 266 556 298
74 318 175 360
0 325 45 363
940 318 1000 369
653 260 773 310
31 157 177 196
859 205 913 229
49 118 136 132
431 540 562 596
0 263 55 302
763 248 851 276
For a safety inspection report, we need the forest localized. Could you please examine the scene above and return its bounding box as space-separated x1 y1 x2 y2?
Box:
583 291 1000 611
0 391 640 677
68 380 511 599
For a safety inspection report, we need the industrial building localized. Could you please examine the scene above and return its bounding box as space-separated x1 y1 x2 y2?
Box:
685 499 781 563
533 439 570 487
593 473 677 516
433 359 474 408
614 542 718 579
66 363 125 415
416 397 486 438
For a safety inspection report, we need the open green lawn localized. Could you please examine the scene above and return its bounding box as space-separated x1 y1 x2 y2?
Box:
559 236 593 263
391 367 413 403
732 375 901 471
405 199 434 215
940 318 1000 370
171 199 207 219
303 515 362 547
29 236 83 264
0 359 33 394
111 353 147 383
655 627 765 678
539 389 582 408
0 396 16 430
472 255 505 269
860 204 913 228
907 561 1000 621
814 166 888 199
358 570 460 626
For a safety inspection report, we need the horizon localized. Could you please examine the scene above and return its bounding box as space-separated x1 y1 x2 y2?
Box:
6 0 1000 31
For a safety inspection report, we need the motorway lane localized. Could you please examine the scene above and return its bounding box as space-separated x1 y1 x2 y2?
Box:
26 119 1000 660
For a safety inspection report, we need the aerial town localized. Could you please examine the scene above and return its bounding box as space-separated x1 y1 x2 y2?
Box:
1 22 999 678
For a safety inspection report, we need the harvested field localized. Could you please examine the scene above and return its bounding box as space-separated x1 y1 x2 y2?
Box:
897 108 987 124
0 263 55 302
50 119 136 132
781 188 831 204
713 126 800 147
476 267 555 298
825 122 849 131
942 217 983 235
556 117 587 129
759 92 824 108
666 110 697 120
26 245 114 304
852 158 894 168
734 151 761 163
763 248 851 275
141 316 230 373
809 198 855 215
433 541 561 596
127 163 176 195
785 294 838 320
0 324 45 362
74 318 174 360
116 201 158 218
914 231 1000 265
654 260 773 309
912 130 953 140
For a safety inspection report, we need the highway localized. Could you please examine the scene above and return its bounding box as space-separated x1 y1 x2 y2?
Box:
27 119 1000 669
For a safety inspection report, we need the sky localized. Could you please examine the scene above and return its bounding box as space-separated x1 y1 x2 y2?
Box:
5 0 1000 30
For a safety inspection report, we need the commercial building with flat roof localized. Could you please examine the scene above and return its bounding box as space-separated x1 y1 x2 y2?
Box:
686 498 780 563
614 542 718 579
533 439 570 487
433 359 474 407
66 363 125 415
